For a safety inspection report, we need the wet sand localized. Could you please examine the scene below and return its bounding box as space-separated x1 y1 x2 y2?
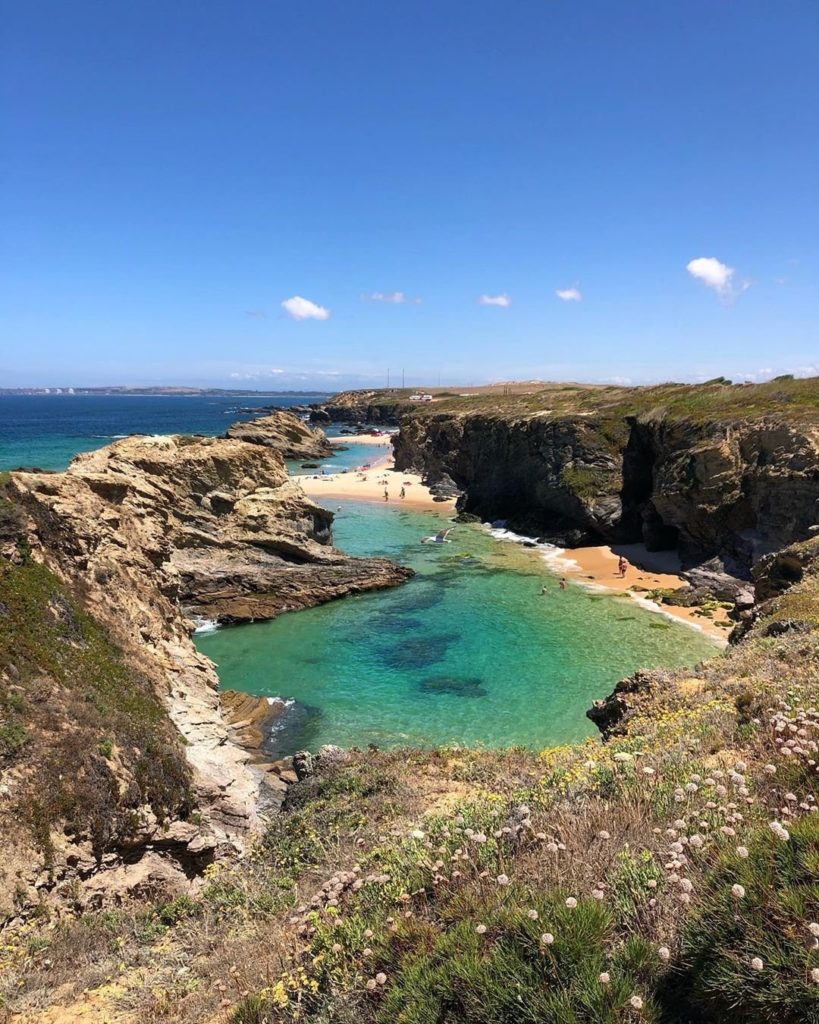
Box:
562 543 731 642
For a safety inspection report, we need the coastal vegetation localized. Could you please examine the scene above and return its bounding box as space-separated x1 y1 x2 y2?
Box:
0 550 194 871
328 375 819 425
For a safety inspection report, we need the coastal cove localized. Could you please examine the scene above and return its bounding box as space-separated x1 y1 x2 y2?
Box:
0 394 721 760
196 499 718 756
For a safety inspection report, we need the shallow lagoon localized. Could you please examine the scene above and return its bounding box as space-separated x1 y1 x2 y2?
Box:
196 500 718 756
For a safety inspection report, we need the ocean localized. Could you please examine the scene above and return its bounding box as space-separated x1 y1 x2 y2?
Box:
0 394 331 471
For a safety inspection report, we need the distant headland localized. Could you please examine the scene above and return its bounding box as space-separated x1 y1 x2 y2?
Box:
0 386 331 396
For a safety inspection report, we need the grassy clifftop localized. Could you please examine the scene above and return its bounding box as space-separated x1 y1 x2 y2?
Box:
333 376 819 425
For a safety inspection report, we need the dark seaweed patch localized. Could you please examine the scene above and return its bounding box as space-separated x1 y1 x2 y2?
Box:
380 632 459 670
419 675 487 698
390 585 446 614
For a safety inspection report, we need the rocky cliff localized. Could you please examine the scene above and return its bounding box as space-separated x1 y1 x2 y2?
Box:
393 379 819 578
1 435 410 914
226 408 333 460
310 389 410 424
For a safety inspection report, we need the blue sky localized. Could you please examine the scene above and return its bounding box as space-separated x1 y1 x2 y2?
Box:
2 1 817 389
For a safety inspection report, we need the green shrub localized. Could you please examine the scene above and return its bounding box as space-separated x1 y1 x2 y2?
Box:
677 816 819 1023
0 559 194 861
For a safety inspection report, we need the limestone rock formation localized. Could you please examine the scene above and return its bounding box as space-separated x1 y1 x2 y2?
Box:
8 435 411 878
226 408 333 460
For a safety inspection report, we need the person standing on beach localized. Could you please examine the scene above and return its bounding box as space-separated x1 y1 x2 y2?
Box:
384 487 389 501
400 486 406 499
618 555 628 577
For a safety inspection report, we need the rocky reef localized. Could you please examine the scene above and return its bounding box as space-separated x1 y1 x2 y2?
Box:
393 378 819 585
226 407 333 460
1 434 410 914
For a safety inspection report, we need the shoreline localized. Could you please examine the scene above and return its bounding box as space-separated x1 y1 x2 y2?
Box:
561 543 731 642
303 439 729 642
299 435 455 510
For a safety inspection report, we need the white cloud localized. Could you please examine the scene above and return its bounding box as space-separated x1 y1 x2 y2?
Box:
281 295 330 321
686 257 750 302
367 291 422 304
730 367 773 383
229 368 284 380
555 286 582 302
479 293 511 307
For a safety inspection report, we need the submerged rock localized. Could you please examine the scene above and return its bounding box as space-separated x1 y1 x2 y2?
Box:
381 632 458 669
419 675 488 698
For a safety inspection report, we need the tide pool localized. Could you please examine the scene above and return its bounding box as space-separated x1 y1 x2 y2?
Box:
196 500 718 756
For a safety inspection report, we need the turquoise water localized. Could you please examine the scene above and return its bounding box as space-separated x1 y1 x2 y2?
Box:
3 398 719 756
196 500 718 756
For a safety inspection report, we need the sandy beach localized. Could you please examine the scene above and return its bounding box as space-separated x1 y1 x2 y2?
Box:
303 437 728 640
299 434 456 510
562 542 731 641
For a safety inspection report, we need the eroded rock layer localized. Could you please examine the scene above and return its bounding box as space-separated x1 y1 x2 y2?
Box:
226 408 333 460
7 435 411 880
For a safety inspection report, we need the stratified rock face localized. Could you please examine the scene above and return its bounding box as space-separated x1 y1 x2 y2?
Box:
394 411 819 571
226 408 333 460
10 435 412 852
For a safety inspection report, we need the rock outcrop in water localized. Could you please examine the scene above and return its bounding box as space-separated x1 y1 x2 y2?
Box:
226 408 333 460
392 380 819 580
4 435 411 908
